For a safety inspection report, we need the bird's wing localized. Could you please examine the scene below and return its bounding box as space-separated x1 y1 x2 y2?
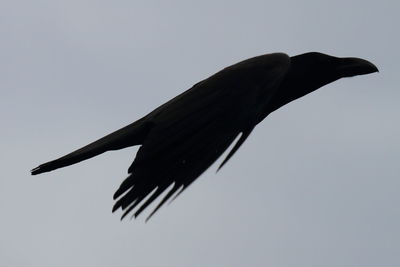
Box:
112 53 290 220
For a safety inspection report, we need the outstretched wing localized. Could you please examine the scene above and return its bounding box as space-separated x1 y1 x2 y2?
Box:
112 53 290 220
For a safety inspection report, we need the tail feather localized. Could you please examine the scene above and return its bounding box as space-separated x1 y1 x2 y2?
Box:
31 118 151 175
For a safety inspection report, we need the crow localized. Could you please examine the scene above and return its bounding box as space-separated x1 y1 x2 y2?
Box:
31 52 378 220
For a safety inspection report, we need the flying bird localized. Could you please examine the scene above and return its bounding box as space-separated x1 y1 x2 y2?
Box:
31 52 378 220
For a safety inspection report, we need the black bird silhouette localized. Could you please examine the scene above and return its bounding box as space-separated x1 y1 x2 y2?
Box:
31 52 378 220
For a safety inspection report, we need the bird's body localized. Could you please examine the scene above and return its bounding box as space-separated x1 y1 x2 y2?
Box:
31 52 378 220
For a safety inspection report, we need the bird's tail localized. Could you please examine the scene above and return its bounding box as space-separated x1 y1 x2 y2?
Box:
31 117 151 175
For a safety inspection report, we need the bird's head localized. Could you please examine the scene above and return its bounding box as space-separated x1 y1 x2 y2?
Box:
289 52 378 89
268 52 378 112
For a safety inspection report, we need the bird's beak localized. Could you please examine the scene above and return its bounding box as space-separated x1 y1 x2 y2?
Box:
336 57 379 78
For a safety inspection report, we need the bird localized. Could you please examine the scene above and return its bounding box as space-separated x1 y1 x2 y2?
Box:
31 52 378 220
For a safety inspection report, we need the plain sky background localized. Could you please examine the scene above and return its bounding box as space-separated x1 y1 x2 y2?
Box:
1 0 399 266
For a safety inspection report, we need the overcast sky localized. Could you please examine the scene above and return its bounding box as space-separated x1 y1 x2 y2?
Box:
1 0 399 266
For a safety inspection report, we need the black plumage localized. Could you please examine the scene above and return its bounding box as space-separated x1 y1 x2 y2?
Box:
31 52 378 220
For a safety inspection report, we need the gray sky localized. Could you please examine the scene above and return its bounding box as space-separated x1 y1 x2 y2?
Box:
1 0 399 266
